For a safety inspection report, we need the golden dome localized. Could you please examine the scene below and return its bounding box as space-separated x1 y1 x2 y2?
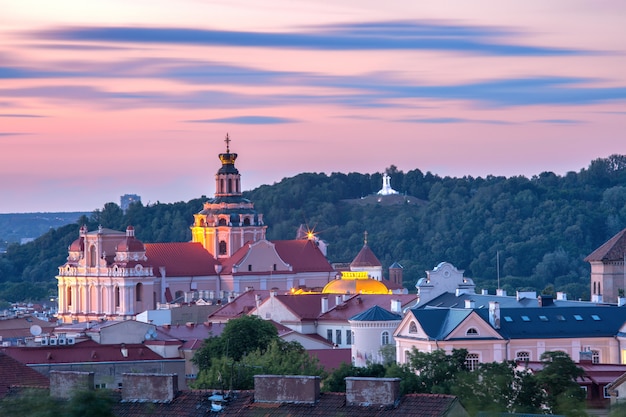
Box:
322 275 390 295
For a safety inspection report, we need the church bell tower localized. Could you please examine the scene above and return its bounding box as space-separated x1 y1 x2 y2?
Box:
191 134 267 258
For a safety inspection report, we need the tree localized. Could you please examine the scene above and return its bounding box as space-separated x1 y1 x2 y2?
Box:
452 361 544 416
536 351 587 416
406 348 469 394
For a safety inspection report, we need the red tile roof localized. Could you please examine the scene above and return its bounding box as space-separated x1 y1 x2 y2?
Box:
0 316 56 339
2 340 166 364
320 294 417 321
0 353 49 398
585 227 626 262
273 239 334 273
207 290 271 322
112 389 465 417
269 294 343 320
145 242 219 277
350 244 382 268
308 348 352 371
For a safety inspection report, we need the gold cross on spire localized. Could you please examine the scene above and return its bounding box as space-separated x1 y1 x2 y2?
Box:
364 230 368 245
225 133 231 152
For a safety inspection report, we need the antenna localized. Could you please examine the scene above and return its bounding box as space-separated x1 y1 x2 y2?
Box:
30 324 42 336
496 250 501 290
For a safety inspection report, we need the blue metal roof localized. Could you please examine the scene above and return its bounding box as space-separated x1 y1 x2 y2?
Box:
408 304 626 340
350 305 401 322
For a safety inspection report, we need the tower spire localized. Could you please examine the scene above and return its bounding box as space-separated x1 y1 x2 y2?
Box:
364 230 368 246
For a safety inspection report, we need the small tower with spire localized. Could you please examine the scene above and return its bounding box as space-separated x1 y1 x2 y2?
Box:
350 231 383 280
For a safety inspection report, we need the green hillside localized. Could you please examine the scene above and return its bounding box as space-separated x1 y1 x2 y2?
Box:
1 154 625 303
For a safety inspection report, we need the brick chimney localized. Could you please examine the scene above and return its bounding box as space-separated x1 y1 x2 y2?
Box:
346 377 401 406
254 375 320 404
50 371 94 399
122 373 178 402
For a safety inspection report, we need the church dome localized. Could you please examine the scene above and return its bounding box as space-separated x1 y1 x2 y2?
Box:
322 276 390 294
116 226 145 252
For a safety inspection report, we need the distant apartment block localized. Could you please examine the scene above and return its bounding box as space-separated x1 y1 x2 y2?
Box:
120 194 141 211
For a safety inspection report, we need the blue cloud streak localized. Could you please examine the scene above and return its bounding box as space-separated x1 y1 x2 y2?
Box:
36 20 584 56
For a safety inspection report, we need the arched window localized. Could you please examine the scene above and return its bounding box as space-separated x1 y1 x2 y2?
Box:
592 350 600 364
67 286 72 306
243 217 251 226
381 331 390 345
136 283 143 302
218 218 227 226
89 245 97 267
219 240 227 255
466 327 479 336
465 353 479 371
516 351 530 362
115 286 120 308
409 321 418 333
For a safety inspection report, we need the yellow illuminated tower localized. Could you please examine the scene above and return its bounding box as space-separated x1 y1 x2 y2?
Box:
191 134 267 258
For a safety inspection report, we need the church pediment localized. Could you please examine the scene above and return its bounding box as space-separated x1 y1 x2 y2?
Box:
234 240 291 273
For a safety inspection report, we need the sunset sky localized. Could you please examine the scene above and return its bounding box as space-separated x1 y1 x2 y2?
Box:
1 1 625 213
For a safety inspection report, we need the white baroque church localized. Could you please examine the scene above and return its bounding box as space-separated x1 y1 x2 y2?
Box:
56 136 336 323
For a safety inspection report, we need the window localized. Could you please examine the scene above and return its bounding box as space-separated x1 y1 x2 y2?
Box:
591 315 601 321
243 217 251 226
604 386 611 398
539 315 548 321
67 286 72 306
336 330 342 345
136 283 142 302
557 315 566 321
219 240 227 255
218 218 227 226
115 286 120 307
521 315 530 322
574 315 583 321
89 245 97 267
381 331 390 345
346 330 352 345
327 329 333 343
466 327 479 336
516 351 530 362
248 265 252 272
504 316 513 322
351 331 355 345
465 353 480 371
409 321 418 333
592 350 600 364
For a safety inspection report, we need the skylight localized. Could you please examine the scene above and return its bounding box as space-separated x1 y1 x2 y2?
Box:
591 315 601 321
574 315 583 321
521 315 531 322
504 316 513 322
557 315 566 321
539 315 548 321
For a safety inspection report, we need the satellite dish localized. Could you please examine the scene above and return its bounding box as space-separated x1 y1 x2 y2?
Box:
30 325 42 336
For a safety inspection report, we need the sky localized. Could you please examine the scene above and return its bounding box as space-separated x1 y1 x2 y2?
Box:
1 1 625 213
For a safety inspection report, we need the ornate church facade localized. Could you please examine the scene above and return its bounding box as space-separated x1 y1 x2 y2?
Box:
55 136 336 323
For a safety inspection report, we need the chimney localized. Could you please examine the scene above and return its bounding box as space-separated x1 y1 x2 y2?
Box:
345 377 401 407
538 295 553 307
122 373 178 402
336 295 342 306
50 371 94 399
489 301 500 329
465 299 475 309
496 288 507 297
481 289 488 295
254 375 320 404
556 292 567 301
321 297 329 314
391 299 402 314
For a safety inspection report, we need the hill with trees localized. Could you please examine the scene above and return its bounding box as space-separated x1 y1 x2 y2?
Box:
1 154 625 304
